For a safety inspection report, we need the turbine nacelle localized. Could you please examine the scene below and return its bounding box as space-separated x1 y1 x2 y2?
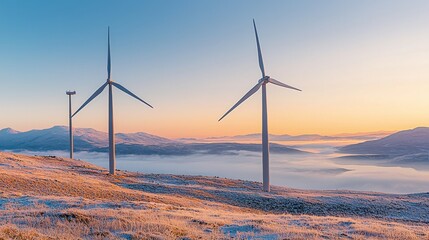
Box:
258 76 270 84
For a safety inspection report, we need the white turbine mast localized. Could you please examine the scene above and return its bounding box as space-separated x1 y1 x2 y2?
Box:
72 27 153 175
66 90 76 159
219 19 301 192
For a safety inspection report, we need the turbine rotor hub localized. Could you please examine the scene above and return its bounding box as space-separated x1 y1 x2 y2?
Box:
259 76 270 84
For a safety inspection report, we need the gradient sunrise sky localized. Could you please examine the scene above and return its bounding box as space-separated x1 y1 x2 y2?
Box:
1 0 429 138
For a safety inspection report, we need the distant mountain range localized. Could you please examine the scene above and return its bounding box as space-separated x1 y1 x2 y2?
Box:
0 126 176 150
203 131 391 142
340 127 429 156
339 127 429 169
4 126 429 165
0 126 306 156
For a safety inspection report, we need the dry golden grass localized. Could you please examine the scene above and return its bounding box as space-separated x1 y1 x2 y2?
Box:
0 152 428 239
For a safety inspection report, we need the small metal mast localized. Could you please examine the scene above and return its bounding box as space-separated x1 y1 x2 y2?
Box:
66 91 76 159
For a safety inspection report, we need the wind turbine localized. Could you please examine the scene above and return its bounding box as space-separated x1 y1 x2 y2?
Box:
66 90 76 159
73 27 153 175
218 20 301 192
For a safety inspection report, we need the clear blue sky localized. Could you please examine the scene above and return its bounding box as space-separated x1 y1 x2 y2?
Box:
1 0 429 137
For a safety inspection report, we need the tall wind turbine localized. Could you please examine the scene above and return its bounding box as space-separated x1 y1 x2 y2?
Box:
73 27 153 175
219 20 301 192
66 90 76 159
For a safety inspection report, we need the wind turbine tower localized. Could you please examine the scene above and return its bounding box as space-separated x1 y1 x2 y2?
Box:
73 27 153 174
219 20 301 192
66 90 76 159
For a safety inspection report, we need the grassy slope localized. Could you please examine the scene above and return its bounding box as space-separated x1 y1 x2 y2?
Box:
0 152 428 239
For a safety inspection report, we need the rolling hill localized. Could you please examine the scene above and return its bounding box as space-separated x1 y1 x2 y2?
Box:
0 152 427 239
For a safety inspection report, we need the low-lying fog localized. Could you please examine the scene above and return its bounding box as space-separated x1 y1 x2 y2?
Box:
12 139 429 194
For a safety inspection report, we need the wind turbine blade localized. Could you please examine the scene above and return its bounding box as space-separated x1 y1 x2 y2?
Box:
218 81 263 121
253 19 265 77
72 82 108 117
107 27 111 80
112 82 153 108
268 78 302 92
